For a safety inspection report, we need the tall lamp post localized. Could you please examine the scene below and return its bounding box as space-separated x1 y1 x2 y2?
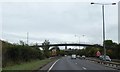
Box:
75 35 81 49
75 35 85 49
82 35 85 44
91 2 116 61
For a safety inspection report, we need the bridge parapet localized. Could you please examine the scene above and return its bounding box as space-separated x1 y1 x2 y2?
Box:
30 43 102 48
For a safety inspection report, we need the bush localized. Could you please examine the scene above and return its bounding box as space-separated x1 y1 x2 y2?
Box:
2 43 44 67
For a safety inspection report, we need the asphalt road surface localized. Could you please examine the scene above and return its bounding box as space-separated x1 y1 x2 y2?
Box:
40 56 119 72
51 56 114 70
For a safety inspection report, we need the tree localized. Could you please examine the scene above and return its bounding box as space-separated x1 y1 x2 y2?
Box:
104 40 113 49
42 40 50 58
104 40 119 59
117 44 120 59
19 40 25 46
2 40 45 67
59 50 65 56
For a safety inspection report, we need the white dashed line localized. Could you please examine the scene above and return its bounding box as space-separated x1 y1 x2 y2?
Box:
47 59 60 72
82 67 87 70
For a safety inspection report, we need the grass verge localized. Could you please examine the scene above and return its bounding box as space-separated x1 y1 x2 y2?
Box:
2 58 57 71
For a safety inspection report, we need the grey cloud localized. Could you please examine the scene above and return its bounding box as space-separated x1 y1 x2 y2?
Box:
2 2 118 45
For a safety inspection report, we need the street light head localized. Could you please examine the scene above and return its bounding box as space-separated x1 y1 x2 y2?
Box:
112 3 116 5
91 2 94 4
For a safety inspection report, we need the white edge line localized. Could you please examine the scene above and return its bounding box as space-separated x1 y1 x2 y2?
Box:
47 59 60 72
82 67 87 70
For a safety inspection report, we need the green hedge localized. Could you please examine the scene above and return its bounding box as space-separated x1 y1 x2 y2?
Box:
2 44 44 67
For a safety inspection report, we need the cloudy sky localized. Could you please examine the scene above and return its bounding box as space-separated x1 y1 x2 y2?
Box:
0 0 119 48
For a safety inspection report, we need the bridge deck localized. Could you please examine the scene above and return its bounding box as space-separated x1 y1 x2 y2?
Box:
31 43 102 48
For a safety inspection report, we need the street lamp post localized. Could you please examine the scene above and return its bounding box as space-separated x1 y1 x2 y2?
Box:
75 35 80 49
91 2 116 61
82 35 85 44
75 35 85 49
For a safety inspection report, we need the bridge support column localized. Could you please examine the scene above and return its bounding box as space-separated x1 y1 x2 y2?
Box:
65 46 67 50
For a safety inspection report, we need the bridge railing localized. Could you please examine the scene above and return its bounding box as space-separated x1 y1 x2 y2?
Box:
60 42 98 44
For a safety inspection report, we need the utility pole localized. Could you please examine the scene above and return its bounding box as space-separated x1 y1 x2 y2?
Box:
27 32 29 45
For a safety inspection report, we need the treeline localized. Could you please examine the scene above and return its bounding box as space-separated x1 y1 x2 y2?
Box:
60 40 120 59
2 40 62 67
2 40 44 67
2 39 120 67
75 40 120 59
104 40 120 59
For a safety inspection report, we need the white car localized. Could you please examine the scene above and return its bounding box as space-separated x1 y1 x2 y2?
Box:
71 54 76 59
77 55 80 58
82 55 86 59
64 55 67 56
106 56 111 61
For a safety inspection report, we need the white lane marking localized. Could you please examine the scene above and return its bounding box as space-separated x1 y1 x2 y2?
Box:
82 67 87 70
75 63 77 64
47 59 60 72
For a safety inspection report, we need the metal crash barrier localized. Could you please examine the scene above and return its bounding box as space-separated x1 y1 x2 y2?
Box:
86 58 120 70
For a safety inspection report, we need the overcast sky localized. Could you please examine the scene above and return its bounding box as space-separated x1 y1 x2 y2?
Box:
0 0 119 48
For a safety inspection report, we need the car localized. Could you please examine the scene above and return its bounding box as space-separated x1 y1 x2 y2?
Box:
99 55 111 61
99 55 104 60
64 55 67 56
81 55 86 59
105 56 111 61
71 54 76 59
77 55 80 58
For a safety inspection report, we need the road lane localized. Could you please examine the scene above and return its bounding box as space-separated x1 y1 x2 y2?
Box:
51 56 116 70
48 59 60 71
51 56 82 70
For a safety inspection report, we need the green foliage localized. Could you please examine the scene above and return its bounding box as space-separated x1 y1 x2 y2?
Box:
2 40 44 67
59 50 65 56
64 40 119 59
104 40 120 59
3 59 56 71
42 40 50 58
77 40 120 59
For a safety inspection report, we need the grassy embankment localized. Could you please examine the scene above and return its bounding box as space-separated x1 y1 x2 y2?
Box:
3 58 57 71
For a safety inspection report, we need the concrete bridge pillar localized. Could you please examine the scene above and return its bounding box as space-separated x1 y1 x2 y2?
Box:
65 46 67 50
